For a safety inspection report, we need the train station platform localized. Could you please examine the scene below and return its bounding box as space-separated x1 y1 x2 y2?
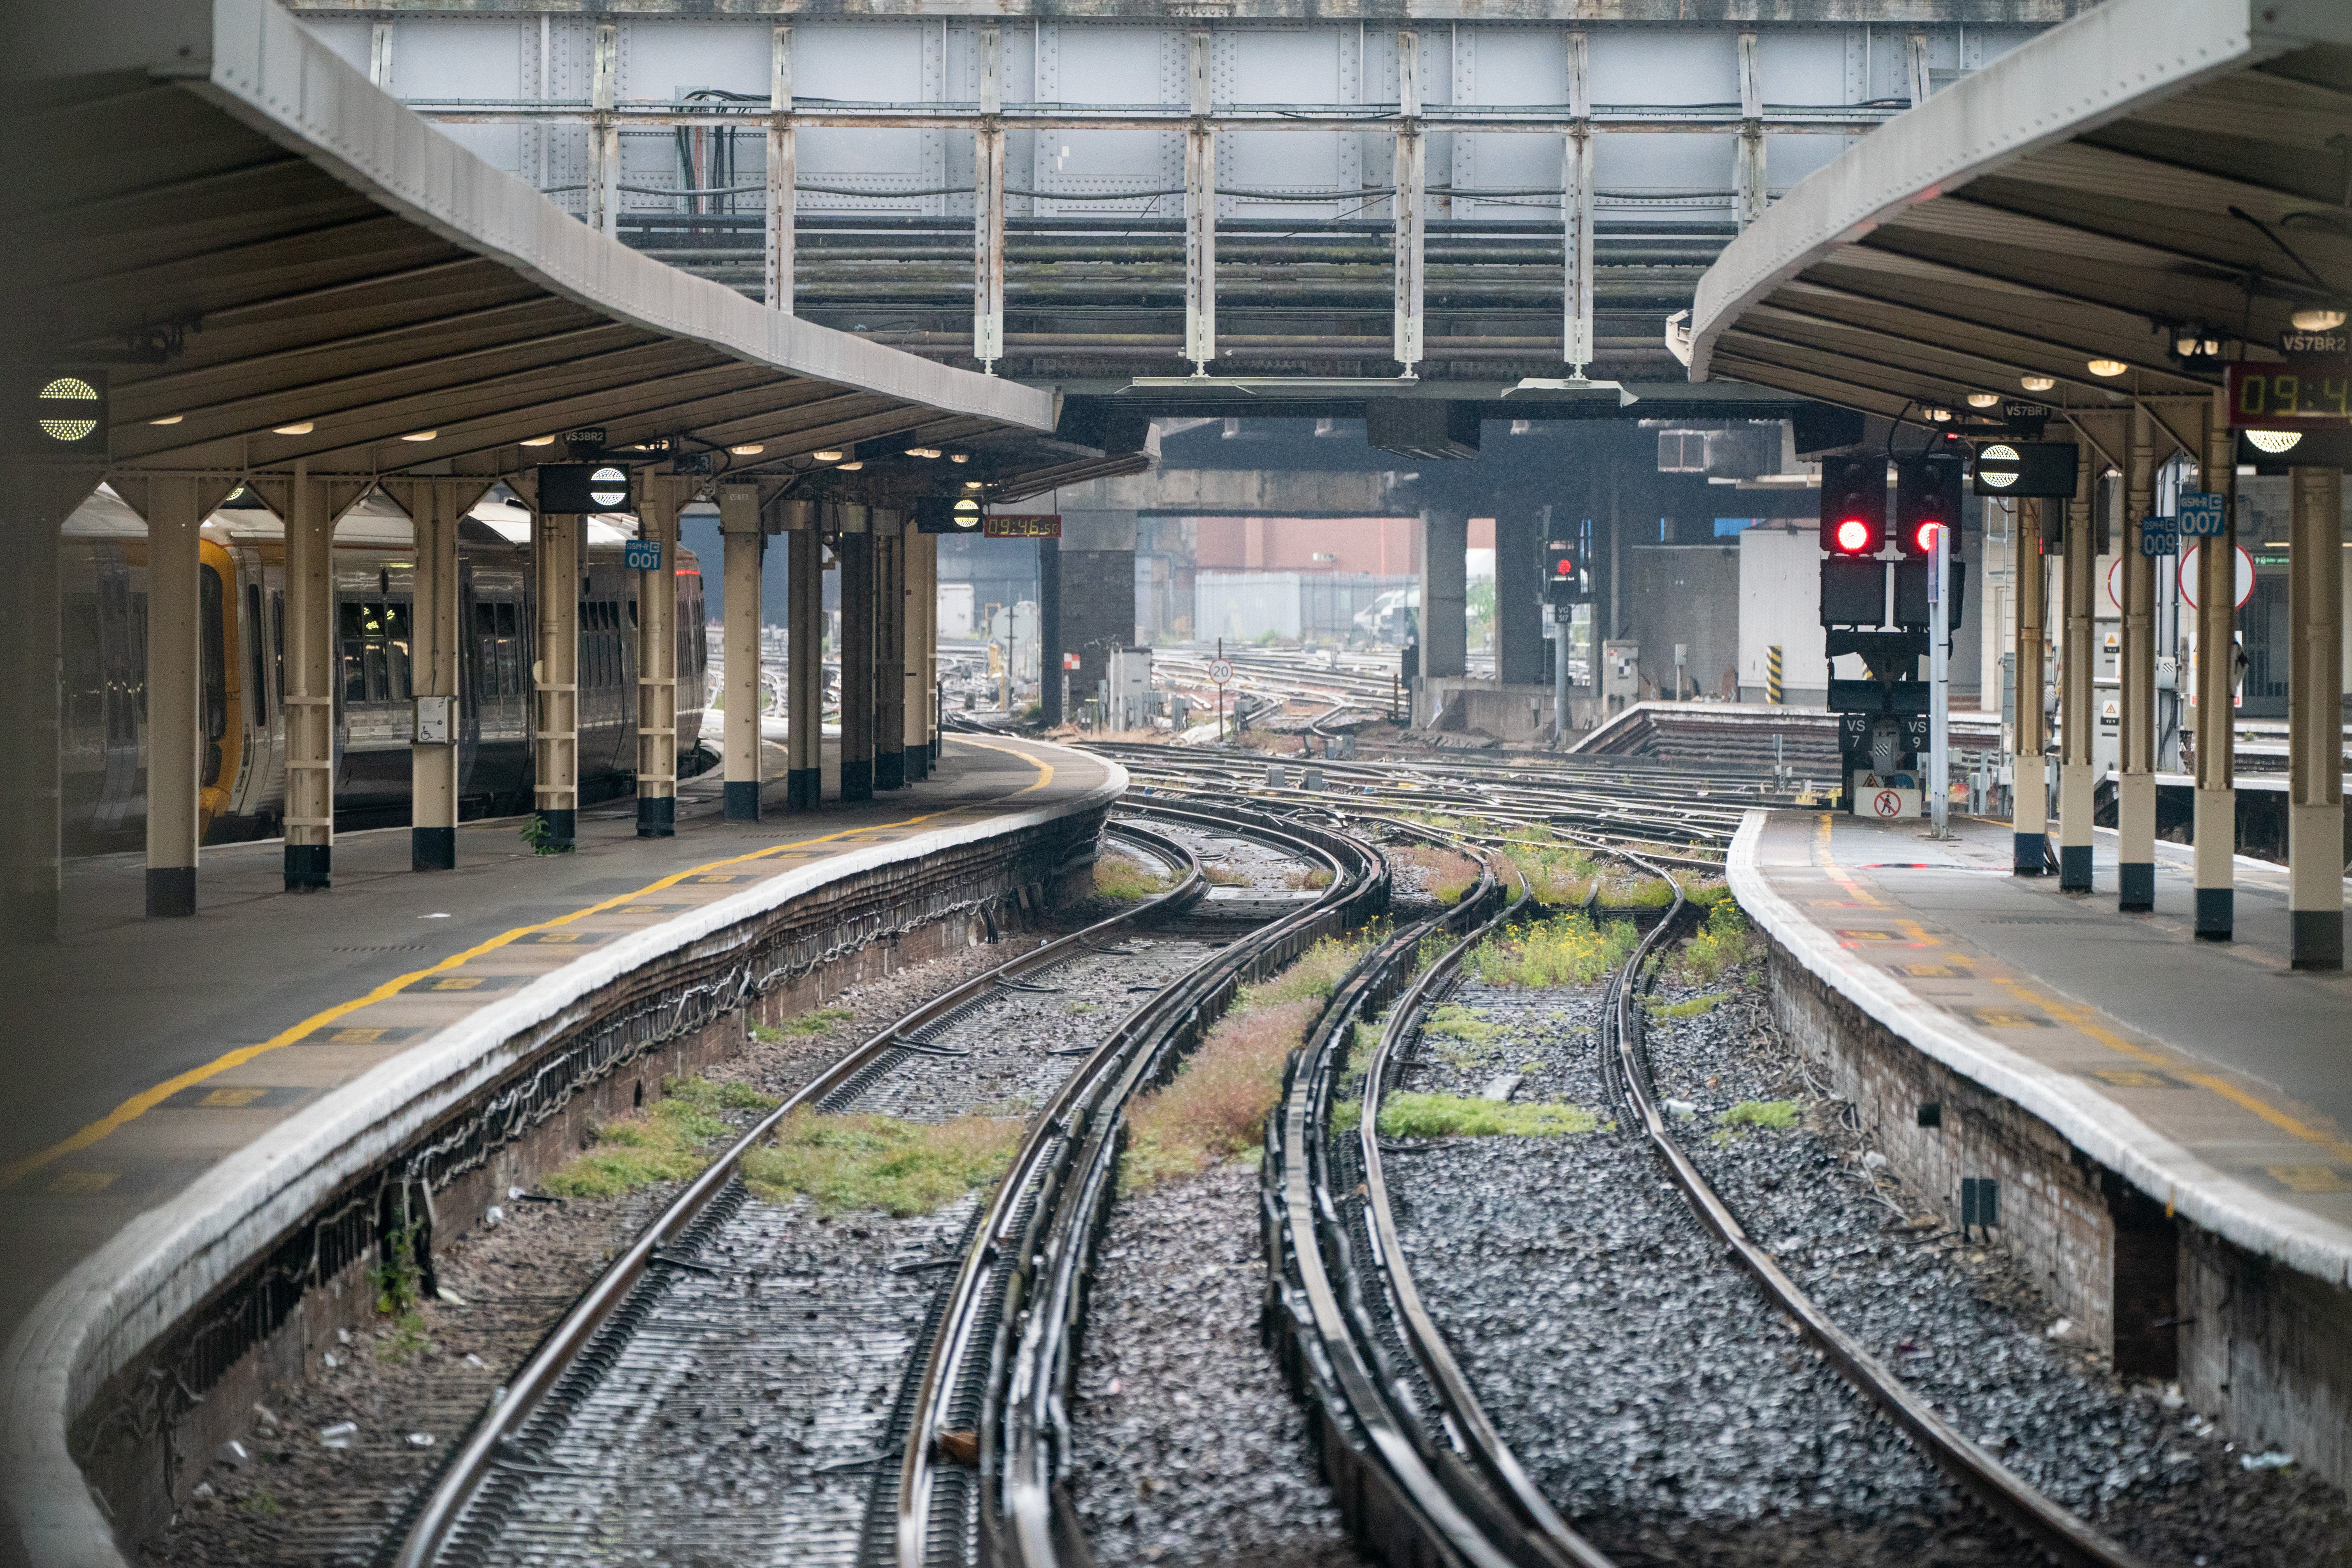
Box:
0 736 1120 1546
1736 808 2352 1274
1731 807 2352 1489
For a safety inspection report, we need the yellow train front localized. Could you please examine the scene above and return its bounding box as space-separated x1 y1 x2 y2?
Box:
60 484 710 851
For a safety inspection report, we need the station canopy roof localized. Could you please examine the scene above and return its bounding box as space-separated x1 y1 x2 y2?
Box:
9 0 1145 507
1683 0 2352 437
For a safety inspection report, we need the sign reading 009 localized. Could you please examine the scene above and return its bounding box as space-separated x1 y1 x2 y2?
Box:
2227 361 2352 428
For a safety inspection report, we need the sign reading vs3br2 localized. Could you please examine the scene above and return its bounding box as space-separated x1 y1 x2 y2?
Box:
2227 361 2352 428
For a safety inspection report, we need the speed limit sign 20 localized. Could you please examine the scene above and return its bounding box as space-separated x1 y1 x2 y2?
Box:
1207 658 1234 684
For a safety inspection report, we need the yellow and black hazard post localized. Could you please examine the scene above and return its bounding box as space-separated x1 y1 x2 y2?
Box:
1766 644 1784 705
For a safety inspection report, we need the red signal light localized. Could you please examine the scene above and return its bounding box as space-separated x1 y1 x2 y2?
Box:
1834 518 1871 553
1913 520 1942 554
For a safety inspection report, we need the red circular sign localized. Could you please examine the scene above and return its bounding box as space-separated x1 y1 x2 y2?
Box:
1871 789 1904 819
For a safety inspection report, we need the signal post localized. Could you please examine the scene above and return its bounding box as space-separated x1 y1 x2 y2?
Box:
1817 450 1963 821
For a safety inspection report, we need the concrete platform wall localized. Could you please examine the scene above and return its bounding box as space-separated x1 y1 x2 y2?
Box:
21 789 1117 1566
1763 918 2352 1499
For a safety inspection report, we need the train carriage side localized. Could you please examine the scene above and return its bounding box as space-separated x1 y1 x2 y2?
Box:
58 486 709 854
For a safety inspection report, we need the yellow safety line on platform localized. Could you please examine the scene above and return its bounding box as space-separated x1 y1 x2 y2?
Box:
1 741 1055 1192
1815 812 1887 909
1992 976 2352 1166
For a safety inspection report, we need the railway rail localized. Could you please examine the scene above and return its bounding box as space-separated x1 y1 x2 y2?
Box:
354 753 2203 1568
389 807 1388 1568
1265 815 2153 1568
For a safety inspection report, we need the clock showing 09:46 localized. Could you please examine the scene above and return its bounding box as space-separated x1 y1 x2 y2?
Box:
2227 362 2352 428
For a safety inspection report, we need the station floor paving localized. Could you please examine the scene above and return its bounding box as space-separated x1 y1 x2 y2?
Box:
1747 810 2352 1252
0 736 1113 1351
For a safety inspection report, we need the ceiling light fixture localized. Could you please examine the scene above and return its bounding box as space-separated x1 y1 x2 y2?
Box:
521 434 557 447
2020 375 2056 393
729 443 765 456
2290 307 2347 332
400 430 437 442
904 446 941 459
1966 393 2000 409
837 460 864 471
963 479 985 490
2247 430 2304 454
948 452 970 464
1924 407 1953 423
812 449 846 463
149 414 184 426
272 421 314 435
2087 358 2128 377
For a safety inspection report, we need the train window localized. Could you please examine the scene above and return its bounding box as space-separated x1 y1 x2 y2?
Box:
340 601 369 703
495 602 521 695
63 594 103 733
130 593 148 718
200 567 226 789
472 603 498 697
246 583 268 727
383 600 412 703
360 602 390 704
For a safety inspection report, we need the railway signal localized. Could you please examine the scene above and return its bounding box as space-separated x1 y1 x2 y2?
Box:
1819 454 1885 556
1541 538 1580 604
1895 453 1964 559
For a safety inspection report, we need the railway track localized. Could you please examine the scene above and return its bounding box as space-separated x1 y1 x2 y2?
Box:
1265 819 2152 1568
372 760 2229 1568
388 808 1387 1568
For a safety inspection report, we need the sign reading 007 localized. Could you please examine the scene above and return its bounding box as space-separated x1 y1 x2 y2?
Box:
2227 361 2352 429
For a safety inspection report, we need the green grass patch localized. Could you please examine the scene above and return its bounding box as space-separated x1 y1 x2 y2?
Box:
1501 839 1600 906
1647 993 1727 1020
667 1076 781 1113
1711 1098 1800 1146
1376 1092 1598 1139
1390 844 1480 904
1094 853 1169 901
1602 875 1676 908
753 1008 855 1042
1203 864 1251 887
1424 1004 1500 1042
1123 932 1375 1193
742 1111 1022 1217
1679 899 1755 982
1467 912 1638 989
540 1078 755 1199
242 1491 282 1519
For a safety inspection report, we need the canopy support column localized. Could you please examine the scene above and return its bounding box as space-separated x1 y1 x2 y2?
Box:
2193 394 2237 938
2013 497 2048 873
2288 465 2343 970
718 485 764 821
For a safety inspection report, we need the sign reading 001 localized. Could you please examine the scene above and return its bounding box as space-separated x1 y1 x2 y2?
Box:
2227 361 2352 429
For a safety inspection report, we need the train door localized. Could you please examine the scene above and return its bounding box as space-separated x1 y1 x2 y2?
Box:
232 548 286 822
457 559 481 804
2240 559 2290 719
94 547 142 833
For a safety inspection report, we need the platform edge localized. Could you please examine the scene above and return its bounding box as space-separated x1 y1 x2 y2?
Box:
1726 808 2352 1293
0 743 1125 1568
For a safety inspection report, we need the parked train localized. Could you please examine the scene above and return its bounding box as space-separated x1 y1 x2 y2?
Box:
60 484 709 854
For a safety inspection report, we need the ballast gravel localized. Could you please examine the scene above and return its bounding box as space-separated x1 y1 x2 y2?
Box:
145 920 1085 1568
1640 969 2352 1568
1386 957 2351 1568
1064 1161 1360 1568
1390 977 2006 1567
